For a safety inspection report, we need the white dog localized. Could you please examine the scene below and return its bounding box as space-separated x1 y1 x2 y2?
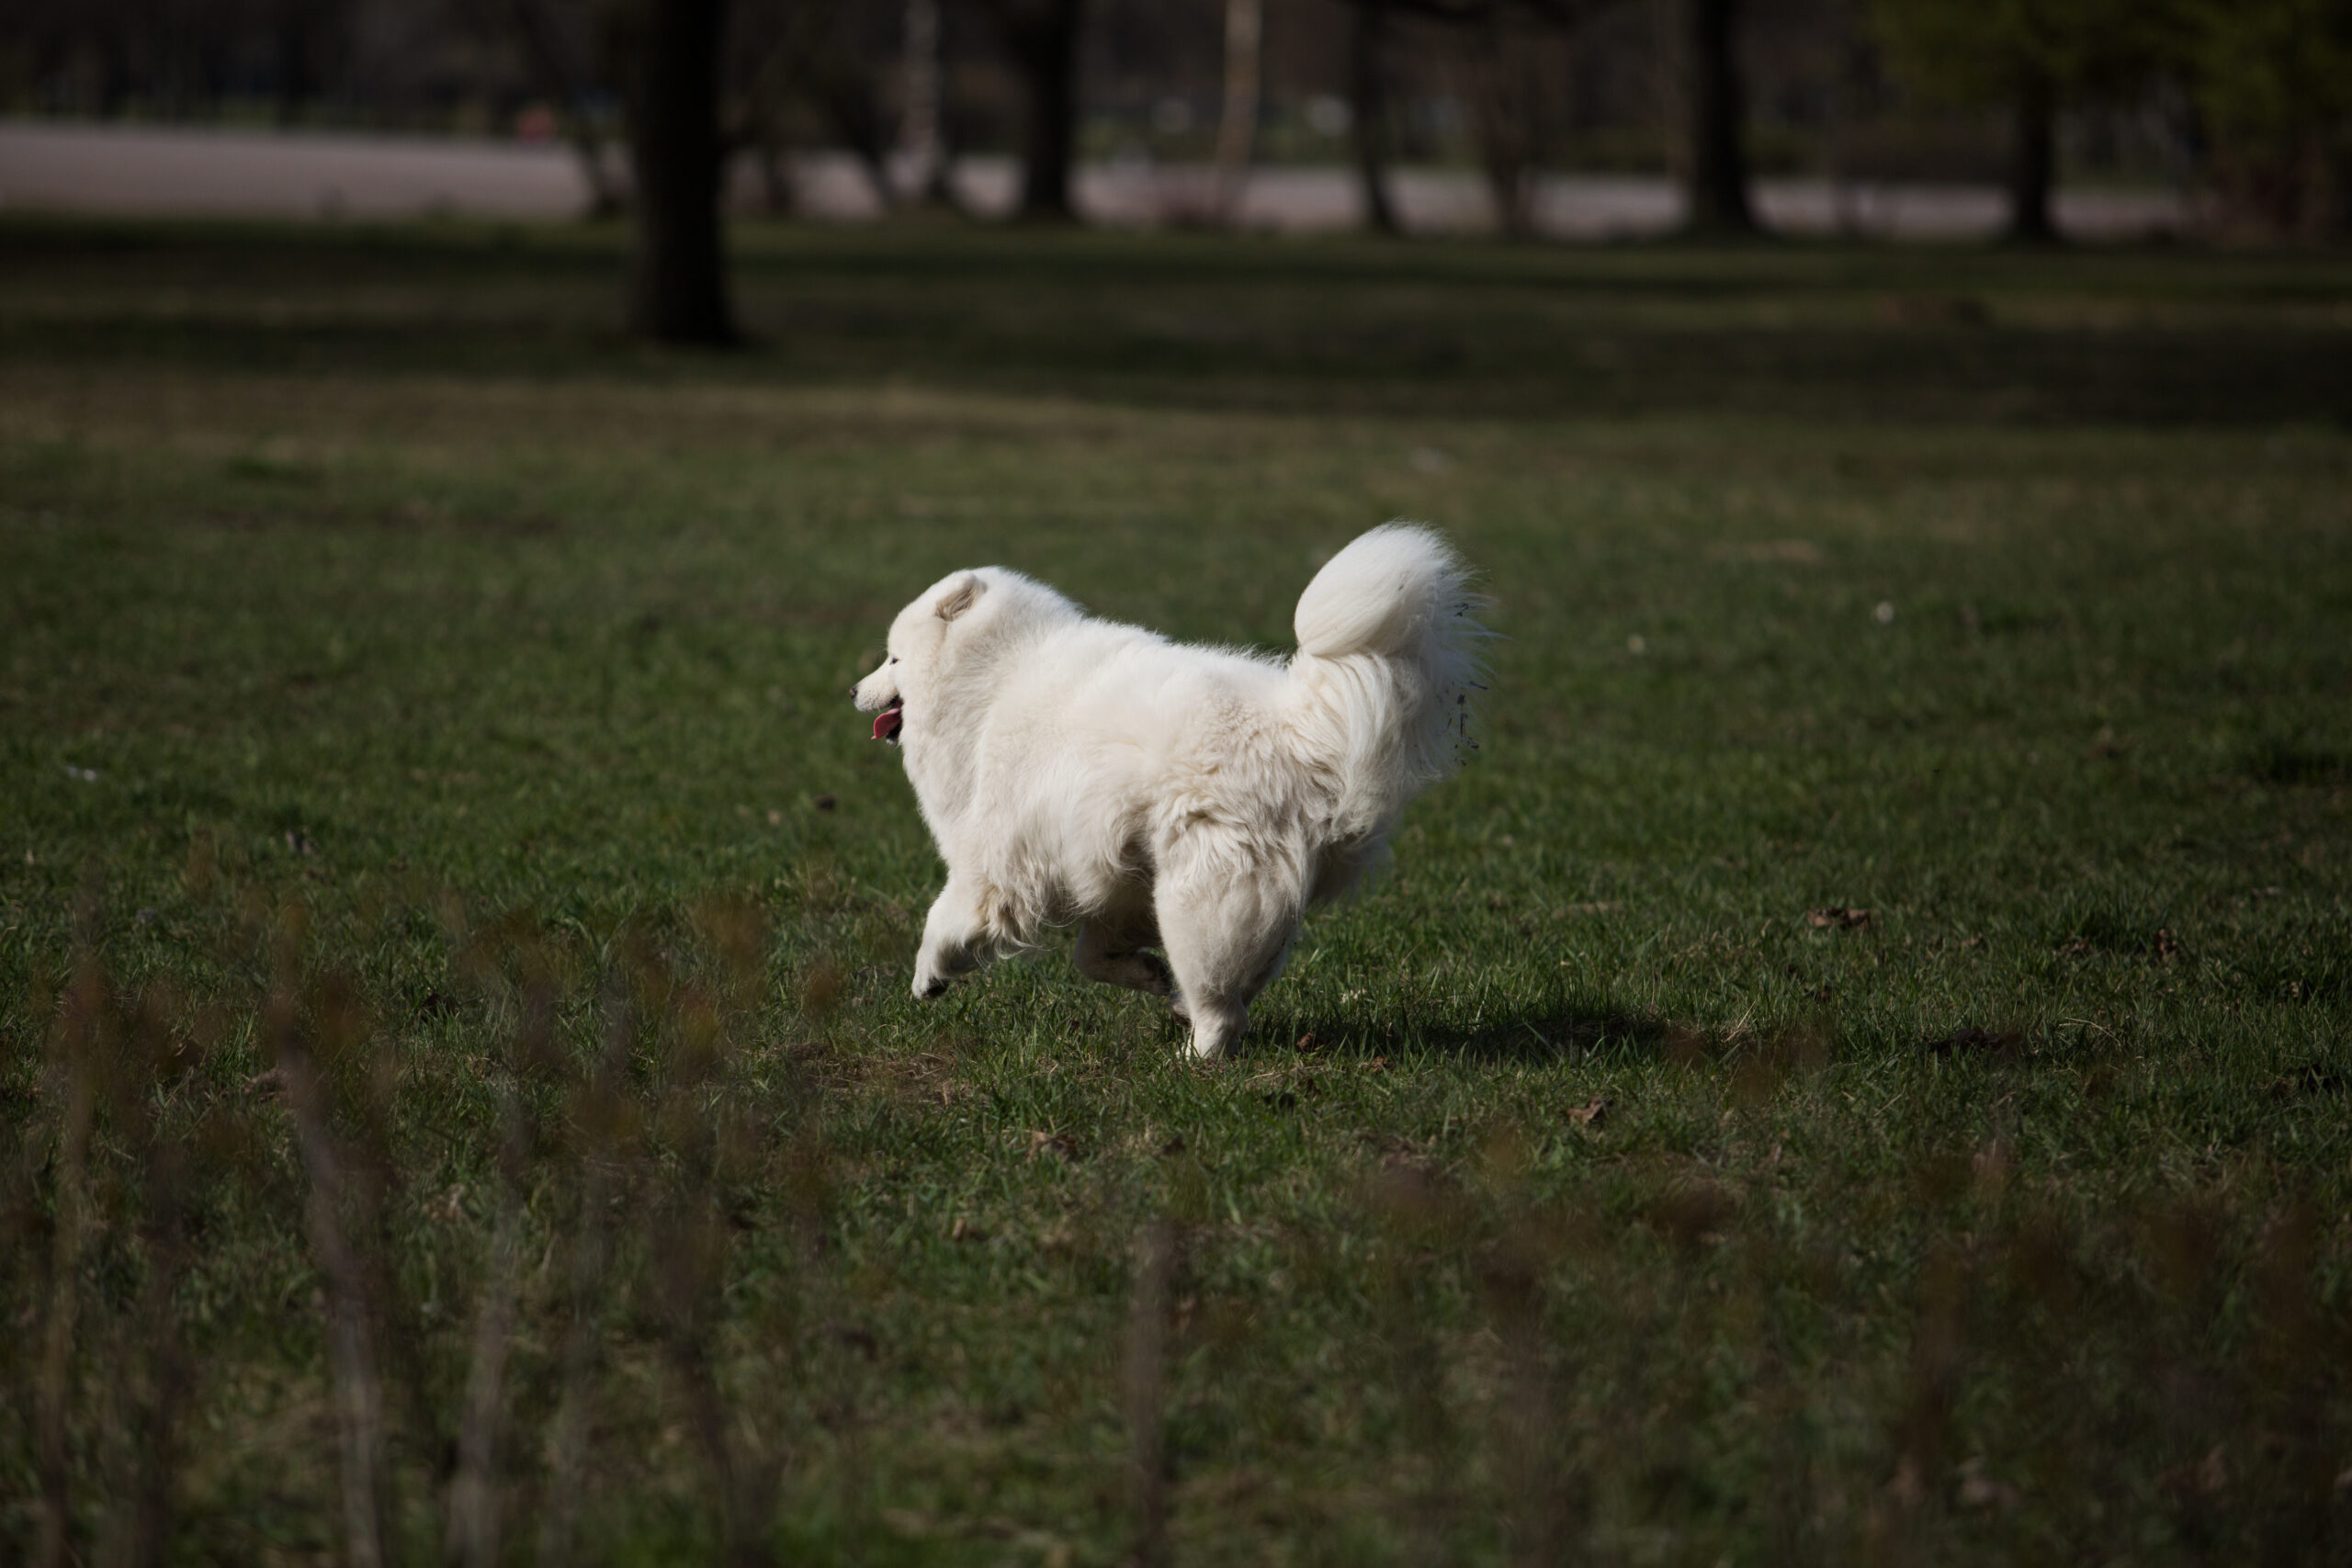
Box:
852 525 1485 1060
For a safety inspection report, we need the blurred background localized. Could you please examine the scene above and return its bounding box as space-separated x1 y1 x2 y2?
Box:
4 1 2346 337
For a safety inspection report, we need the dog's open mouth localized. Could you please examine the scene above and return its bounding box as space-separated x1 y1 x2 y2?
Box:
872 698 904 744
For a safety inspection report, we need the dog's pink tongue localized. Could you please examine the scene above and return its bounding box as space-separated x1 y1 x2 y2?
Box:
873 705 903 742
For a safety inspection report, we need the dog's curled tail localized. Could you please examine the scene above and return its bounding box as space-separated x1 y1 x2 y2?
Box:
1290 523 1488 839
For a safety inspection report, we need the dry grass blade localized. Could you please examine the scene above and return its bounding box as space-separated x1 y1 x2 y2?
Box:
276 1034 391 1568
1125 1218 1176 1568
111 1131 198 1568
104 993 203 1568
537 974 636 1568
651 1201 775 1568
447 976 553 1568
35 961 101 1568
644 968 776 1568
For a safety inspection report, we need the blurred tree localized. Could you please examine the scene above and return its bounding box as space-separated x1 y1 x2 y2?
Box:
899 0 952 203
1213 0 1263 220
2175 0 2352 237
620 0 736 343
1672 0 1756 234
728 0 903 216
495 0 625 214
1457 8 1559 238
1343 0 1405 233
1867 0 2164 242
967 0 1085 220
1336 0 1605 240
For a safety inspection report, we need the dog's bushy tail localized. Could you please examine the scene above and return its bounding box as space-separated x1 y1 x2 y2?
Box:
1289 523 1488 841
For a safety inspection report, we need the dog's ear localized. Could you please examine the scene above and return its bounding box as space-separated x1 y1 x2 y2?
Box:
934 573 987 623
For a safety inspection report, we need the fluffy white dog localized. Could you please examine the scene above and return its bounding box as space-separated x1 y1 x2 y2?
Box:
852 525 1485 1060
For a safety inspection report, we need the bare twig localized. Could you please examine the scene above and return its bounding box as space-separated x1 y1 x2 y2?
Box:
1125 1218 1176 1568
277 1029 392 1568
35 960 102 1568
97 990 204 1568
537 973 637 1568
107 1122 198 1568
653 1201 773 1568
448 976 555 1568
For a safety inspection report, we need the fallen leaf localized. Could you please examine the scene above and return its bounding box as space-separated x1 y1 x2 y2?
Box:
2153 928 2183 963
1362 1055 1388 1074
1024 1130 1080 1161
1566 1097 1609 1127
1295 1032 1317 1053
1807 907 1873 930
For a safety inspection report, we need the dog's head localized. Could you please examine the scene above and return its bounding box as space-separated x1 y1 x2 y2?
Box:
851 570 990 745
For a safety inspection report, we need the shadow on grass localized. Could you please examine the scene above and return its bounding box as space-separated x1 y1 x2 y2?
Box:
1278 996 1676 1066
6 218 2351 427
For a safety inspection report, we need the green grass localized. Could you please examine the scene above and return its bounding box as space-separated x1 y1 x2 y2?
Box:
2 217 2349 1565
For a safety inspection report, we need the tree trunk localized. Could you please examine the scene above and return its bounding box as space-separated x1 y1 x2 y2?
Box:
901 0 944 201
1349 2 1401 236
1213 0 1262 221
625 0 736 344
988 0 1083 221
2007 69 2058 243
1468 16 1541 241
1675 0 1755 236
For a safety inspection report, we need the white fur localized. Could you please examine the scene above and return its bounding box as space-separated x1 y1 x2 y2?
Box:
852 524 1486 1060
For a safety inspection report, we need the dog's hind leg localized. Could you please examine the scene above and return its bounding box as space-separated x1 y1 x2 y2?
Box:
1073 916 1173 998
912 873 993 999
1154 842 1303 1062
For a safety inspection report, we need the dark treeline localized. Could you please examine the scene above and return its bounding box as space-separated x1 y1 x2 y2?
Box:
5 2 2344 333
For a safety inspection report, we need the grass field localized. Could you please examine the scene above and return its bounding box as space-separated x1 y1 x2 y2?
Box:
3 217 2350 1566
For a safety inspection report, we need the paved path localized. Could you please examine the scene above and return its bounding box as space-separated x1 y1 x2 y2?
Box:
1 120 2189 242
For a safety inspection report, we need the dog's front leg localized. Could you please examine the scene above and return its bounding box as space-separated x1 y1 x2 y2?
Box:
912 874 989 999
